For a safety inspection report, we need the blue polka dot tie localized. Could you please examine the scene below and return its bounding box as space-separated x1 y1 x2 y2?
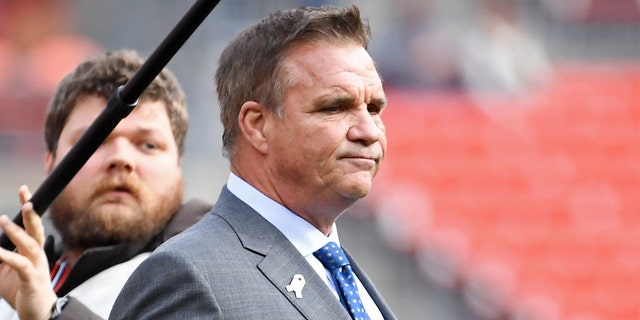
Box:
314 242 370 320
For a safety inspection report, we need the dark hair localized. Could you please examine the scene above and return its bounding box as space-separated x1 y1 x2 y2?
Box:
215 5 371 157
45 49 188 156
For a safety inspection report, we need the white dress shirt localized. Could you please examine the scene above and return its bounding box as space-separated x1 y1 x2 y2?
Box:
227 173 383 319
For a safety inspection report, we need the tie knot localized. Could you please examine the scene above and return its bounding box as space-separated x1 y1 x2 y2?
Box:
313 242 350 270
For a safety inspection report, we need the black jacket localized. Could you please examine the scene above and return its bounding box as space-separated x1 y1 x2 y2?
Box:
45 198 212 319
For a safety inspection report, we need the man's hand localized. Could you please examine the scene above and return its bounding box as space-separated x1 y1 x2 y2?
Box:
0 185 58 320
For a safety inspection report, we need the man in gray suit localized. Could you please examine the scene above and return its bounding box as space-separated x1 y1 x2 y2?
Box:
110 5 396 320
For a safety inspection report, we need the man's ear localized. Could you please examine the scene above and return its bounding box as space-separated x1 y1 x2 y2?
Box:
44 151 55 175
238 101 269 154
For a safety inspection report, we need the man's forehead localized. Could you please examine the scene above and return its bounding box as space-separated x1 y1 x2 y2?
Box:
64 99 171 134
285 43 377 74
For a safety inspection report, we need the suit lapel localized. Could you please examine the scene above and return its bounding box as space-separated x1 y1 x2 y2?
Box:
216 188 351 320
258 246 350 320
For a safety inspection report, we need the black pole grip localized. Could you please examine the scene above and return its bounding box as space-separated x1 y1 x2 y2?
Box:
0 0 221 251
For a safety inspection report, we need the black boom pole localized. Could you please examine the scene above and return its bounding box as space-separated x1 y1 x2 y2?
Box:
0 0 222 251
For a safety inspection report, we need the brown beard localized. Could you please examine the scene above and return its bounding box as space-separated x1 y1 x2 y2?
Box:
49 173 183 251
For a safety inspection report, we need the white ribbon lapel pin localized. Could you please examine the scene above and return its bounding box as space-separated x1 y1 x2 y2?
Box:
286 274 306 299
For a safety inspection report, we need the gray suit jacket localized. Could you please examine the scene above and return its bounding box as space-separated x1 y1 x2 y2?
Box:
109 186 396 319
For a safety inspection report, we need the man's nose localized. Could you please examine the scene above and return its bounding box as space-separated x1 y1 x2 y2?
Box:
103 138 135 172
347 108 384 146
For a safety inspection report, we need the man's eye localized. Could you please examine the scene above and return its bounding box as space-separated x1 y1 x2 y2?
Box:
367 104 381 114
142 142 157 150
321 107 341 113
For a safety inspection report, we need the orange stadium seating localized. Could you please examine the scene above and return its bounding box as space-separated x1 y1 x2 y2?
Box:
370 63 639 320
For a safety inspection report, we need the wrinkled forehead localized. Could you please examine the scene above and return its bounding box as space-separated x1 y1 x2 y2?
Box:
282 43 382 88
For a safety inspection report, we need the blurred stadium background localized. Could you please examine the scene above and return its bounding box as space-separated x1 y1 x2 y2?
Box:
1 0 638 319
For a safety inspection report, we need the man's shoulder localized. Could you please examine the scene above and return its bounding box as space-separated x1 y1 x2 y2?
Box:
151 198 213 248
158 210 236 249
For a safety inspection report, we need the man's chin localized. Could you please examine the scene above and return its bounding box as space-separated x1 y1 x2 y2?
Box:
339 177 373 199
86 206 144 232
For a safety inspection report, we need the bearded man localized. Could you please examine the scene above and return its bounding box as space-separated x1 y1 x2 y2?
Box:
0 50 211 320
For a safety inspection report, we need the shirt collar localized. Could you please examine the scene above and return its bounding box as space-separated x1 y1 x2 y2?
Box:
227 173 339 257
